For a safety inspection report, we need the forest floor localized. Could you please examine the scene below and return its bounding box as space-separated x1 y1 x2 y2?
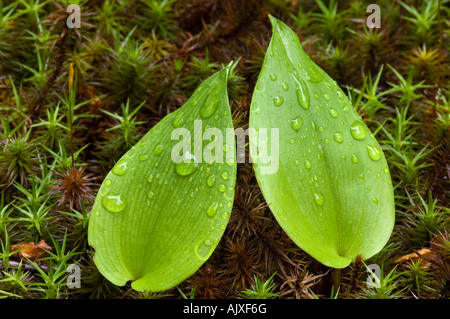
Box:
0 0 449 299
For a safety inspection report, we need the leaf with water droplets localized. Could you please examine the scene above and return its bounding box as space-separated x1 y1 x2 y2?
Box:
88 66 236 292
249 16 394 269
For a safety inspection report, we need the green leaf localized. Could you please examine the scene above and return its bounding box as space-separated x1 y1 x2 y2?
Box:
88 66 237 292
249 16 395 269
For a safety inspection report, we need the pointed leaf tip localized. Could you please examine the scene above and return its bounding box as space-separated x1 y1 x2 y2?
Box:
268 14 277 25
225 60 234 70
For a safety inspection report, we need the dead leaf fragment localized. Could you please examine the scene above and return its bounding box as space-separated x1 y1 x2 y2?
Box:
10 240 52 262
394 248 438 269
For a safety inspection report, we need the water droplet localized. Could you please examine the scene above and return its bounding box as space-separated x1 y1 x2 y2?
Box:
225 188 234 199
153 144 164 156
314 193 324 206
218 184 226 193
289 138 295 144
334 132 344 143
294 160 300 166
290 116 303 131
175 151 198 176
254 84 263 95
273 95 284 107
207 174 216 187
270 73 277 81
147 191 155 199
372 197 379 204
139 154 149 162
351 154 359 163
104 179 111 187
306 66 324 83
222 171 229 180
199 95 219 119
282 82 289 91
350 121 366 140
221 211 230 220
323 93 330 100
296 80 310 110
337 90 344 100
206 201 219 217
329 108 338 118
324 138 330 144
173 110 186 128
305 160 312 169
196 239 214 260
102 192 127 213
205 239 213 246
367 145 381 161
112 159 128 176
384 167 389 174
147 174 154 183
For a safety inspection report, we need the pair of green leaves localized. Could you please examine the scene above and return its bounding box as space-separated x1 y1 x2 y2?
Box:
88 16 395 292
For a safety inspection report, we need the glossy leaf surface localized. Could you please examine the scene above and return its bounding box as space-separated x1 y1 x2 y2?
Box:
249 16 395 268
88 66 236 291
